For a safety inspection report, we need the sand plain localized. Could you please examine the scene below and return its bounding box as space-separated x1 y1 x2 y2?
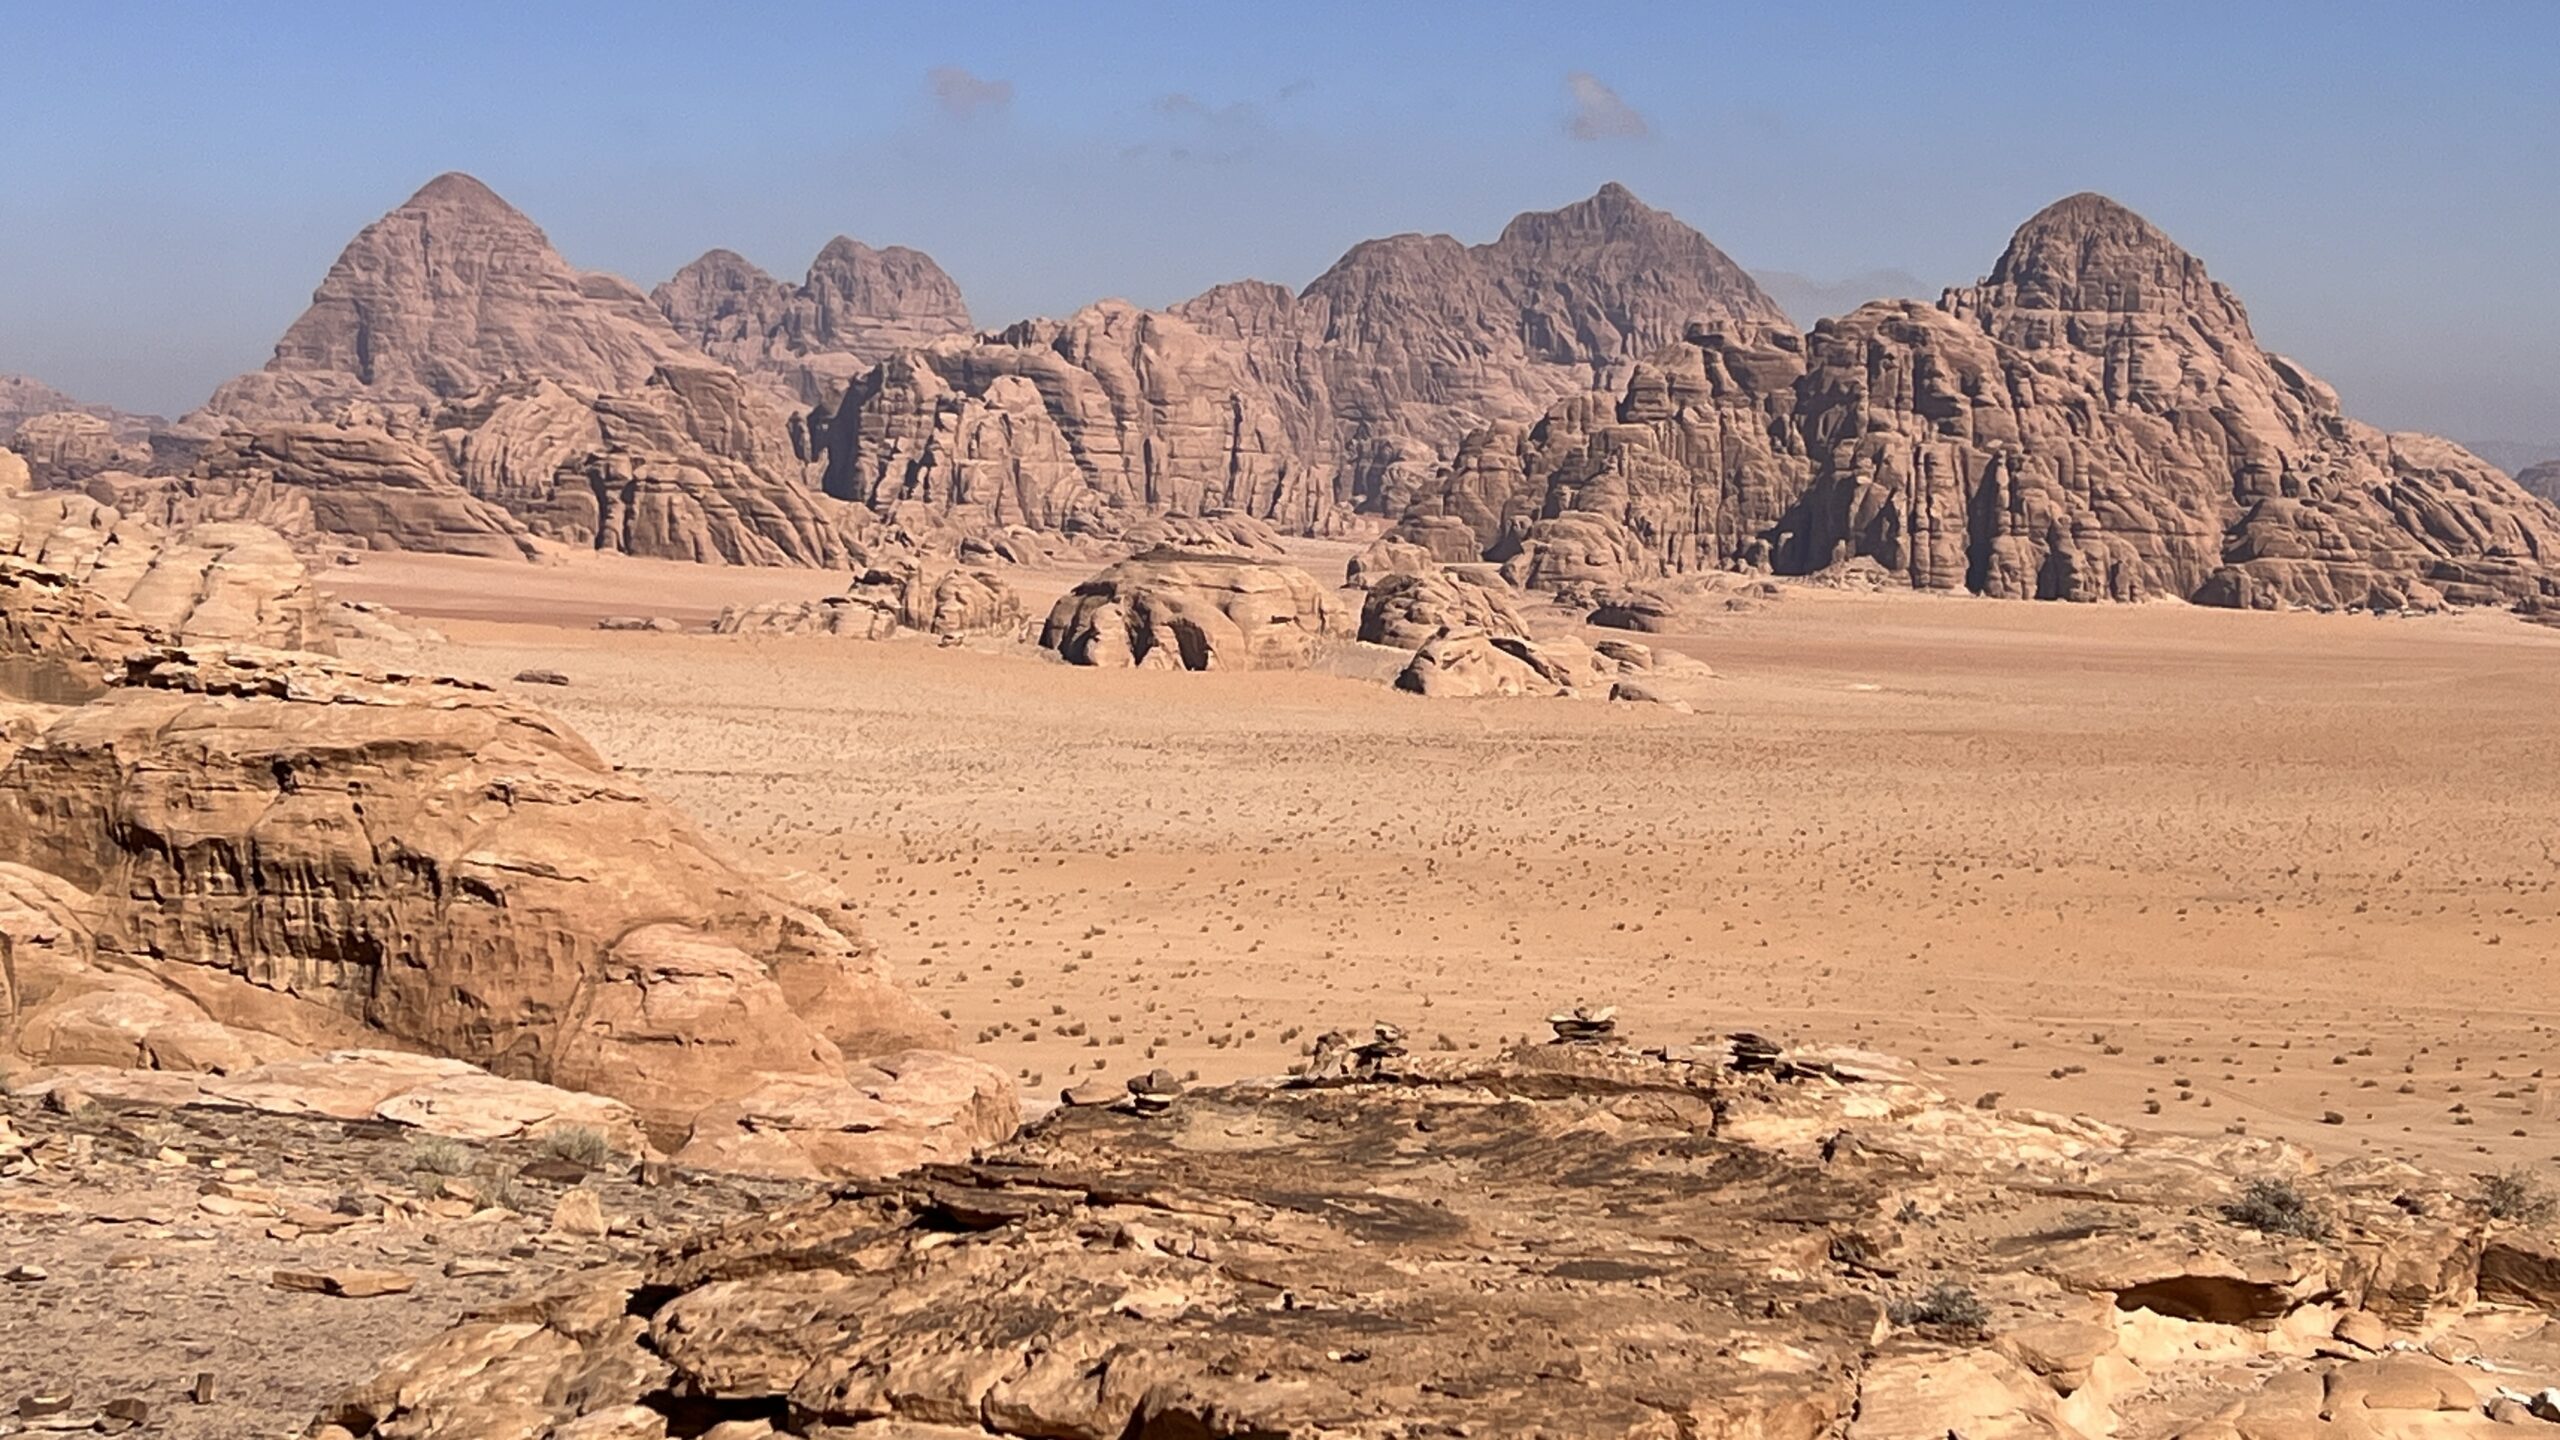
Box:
327 544 2560 1176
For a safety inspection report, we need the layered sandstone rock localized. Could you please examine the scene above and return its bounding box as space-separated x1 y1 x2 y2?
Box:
9 410 155 486
1356 567 1530 648
715 561 1022 639
1040 553 1341 670
652 239 973 404
818 185 1787 536
2 477 331 653
200 173 697 424
1392 194 2560 612
135 422 542 560
318 1035 2558 1439
0 565 1016 1170
442 364 865 566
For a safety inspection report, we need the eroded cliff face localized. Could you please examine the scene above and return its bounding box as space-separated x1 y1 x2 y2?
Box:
816 184 1789 536
1394 194 2560 611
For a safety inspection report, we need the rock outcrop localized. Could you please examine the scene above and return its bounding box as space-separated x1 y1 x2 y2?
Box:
316 1034 2560 1440
715 561 1023 640
2 468 331 657
114 422 541 561
441 365 864 566
1040 553 1341 670
652 239 973 404
1356 567 1530 648
0 542 1017 1174
1391 194 2560 612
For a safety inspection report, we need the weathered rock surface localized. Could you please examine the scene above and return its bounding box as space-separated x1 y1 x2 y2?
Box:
10 410 156 486
715 561 1023 640
200 173 697 424
0 543 1016 1171
1355 567 1529 648
1392 193 2560 612
127 422 543 561
1 486 332 652
441 365 866 566
652 239 973 404
818 185 1787 536
319 1036 2560 1440
1040 553 1341 670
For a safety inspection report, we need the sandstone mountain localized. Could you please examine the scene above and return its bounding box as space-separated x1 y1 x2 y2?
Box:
816 183 1789 536
200 173 698 423
163 175 904 566
1390 193 2560 611
652 238 973 404
137 175 2560 613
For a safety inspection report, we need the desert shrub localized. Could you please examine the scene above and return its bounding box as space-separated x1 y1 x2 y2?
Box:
2481 1165 2556 1223
1890 1282 1990 1338
537 1124 615 1168
2221 1177 2332 1239
405 1136 471 1177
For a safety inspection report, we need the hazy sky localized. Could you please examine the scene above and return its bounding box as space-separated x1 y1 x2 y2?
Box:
4 1 2555 448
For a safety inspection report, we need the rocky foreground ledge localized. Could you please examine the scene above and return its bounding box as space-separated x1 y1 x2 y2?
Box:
301 1034 2560 1440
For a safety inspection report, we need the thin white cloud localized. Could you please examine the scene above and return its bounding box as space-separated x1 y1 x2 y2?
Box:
929 66 1013 120
1564 71 1649 142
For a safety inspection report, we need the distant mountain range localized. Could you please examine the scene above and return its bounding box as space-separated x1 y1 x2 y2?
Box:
3 175 2554 614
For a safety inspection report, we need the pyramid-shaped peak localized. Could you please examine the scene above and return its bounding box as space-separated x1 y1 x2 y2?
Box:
401 171 524 217
1493 182 1672 246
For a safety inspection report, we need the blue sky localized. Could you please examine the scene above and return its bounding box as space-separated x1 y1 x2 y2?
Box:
3 1 2555 450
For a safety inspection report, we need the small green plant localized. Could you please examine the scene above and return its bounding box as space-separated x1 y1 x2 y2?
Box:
406 1136 471 1178
536 1125 615 1169
1890 1282 1989 1338
2221 1177 2332 1239
2480 1165 2556 1223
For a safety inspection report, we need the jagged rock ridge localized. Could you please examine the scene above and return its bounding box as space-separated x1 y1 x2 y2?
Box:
1392 193 2560 612
815 183 1788 536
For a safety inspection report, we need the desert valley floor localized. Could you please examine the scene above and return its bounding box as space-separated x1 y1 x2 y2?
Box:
328 543 2560 1177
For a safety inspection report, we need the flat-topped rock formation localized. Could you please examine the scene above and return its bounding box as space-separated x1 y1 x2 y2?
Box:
1040 552 1344 670
715 560 1023 640
1390 194 2560 612
313 1034 2560 1440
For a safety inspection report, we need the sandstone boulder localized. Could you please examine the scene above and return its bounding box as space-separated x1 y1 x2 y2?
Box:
1040 553 1341 670
1356 568 1530 648
0 637 1012 1166
714 561 1022 639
